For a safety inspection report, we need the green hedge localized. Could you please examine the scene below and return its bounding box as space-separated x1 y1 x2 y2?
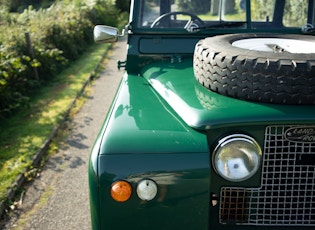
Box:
0 0 55 12
0 0 123 118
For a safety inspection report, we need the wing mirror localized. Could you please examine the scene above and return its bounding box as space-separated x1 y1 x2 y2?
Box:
93 25 125 43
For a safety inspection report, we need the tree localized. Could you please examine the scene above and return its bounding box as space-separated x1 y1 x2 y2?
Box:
116 0 131 12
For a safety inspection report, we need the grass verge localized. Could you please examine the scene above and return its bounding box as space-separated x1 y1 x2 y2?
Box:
0 43 110 205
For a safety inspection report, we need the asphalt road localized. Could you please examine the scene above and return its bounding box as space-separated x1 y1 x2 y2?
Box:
2 39 127 230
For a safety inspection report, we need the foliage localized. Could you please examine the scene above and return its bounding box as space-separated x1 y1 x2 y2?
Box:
0 45 32 115
283 0 308 27
250 0 275 21
116 0 131 12
251 0 307 26
92 0 120 26
0 0 55 12
0 43 110 204
0 0 121 118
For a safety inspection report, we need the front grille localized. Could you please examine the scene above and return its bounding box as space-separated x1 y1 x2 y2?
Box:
220 125 315 226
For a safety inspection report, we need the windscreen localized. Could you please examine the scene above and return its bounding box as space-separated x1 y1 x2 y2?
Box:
138 0 246 28
137 0 310 31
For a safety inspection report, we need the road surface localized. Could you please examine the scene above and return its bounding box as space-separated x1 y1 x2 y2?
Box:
2 39 127 230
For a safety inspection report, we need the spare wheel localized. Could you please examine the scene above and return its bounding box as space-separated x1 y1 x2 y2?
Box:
193 34 315 105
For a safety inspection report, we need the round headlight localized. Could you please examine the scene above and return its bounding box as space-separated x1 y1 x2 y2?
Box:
213 134 262 182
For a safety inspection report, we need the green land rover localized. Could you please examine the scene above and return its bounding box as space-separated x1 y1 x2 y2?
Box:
89 0 315 229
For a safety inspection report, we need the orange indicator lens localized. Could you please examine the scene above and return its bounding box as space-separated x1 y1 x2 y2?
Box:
110 181 132 202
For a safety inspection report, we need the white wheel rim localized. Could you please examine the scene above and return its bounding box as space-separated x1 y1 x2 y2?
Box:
232 38 315 54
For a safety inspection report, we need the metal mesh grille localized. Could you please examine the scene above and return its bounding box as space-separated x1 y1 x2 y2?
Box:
220 125 315 226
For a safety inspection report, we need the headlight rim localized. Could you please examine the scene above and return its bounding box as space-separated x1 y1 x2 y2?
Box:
212 134 262 182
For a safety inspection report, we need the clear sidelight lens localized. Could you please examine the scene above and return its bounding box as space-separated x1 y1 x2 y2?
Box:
213 134 262 182
137 179 158 201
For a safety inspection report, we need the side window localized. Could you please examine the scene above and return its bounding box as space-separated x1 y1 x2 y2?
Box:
283 0 308 27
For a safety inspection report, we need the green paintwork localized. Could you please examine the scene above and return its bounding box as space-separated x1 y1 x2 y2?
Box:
89 0 315 229
141 59 315 130
98 73 208 155
89 60 315 229
89 73 211 229
97 153 210 229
